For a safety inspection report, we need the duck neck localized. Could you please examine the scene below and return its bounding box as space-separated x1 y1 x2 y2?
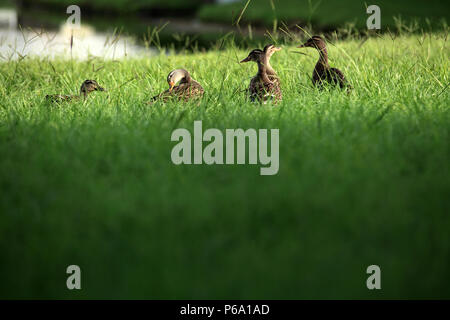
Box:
263 55 276 76
183 72 191 84
257 61 270 82
316 46 329 68
180 70 191 84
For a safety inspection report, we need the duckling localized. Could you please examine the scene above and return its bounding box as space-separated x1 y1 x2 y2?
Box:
298 36 351 91
150 69 204 103
46 80 105 103
240 48 282 104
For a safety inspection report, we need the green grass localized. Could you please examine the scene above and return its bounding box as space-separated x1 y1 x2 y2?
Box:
0 34 449 299
199 0 449 31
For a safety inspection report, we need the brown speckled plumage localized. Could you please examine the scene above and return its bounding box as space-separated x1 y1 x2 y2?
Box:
46 80 105 103
241 47 282 104
150 69 204 103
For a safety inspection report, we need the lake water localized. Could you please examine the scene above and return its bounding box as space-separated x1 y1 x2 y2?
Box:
0 8 153 61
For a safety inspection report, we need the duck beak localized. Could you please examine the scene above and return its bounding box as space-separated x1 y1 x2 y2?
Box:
240 56 251 63
297 43 306 48
169 81 175 92
273 46 282 51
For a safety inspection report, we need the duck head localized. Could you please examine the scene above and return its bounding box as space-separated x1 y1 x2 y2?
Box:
80 80 105 97
263 44 282 59
298 36 327 50
240 49 265 64
167 69 191 92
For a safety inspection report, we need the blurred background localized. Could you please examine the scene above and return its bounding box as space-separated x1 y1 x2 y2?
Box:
0 0 448 60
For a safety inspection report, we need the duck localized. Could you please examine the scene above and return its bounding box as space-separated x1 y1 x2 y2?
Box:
263 44 283 100
263 44 282 87
149 68 204 103
240 48 282 104
298 36 351 91
46 80 105 103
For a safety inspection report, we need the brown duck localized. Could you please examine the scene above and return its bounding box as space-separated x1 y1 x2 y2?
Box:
46 80 105 103
150 69 204 103
263 44 283 98
240 48 282 104
298 36 351 91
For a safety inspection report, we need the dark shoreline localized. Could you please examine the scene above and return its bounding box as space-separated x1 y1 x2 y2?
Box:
7 1 443 51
